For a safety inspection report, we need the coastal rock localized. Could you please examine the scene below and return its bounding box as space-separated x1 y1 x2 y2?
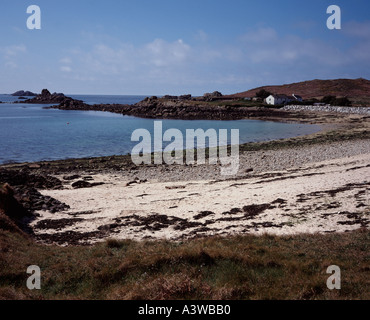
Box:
20 88 87 106
179 94 192 100
63 174 81 181
71 180 105 189
0 184 30 221
0 168 63 190
72 180 92 189
202 91 223 101
204 91 223 98
163 95 179 100
0 170 70 222
11 90 37 97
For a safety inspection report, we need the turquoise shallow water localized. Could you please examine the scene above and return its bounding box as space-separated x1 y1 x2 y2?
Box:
0 94 320 164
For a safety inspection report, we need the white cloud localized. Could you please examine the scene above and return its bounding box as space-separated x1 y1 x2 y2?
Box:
143 39 191 67
5 61 18 68
66 38 192 78
343 21 370 39
195 30 208 42
50 26 369 94
240 28 348 66
1 45 27 57
60 66 72 72
0 45 27 69
84 43 136 74
343 21 370 63
59 57 72 64
241 27 278 43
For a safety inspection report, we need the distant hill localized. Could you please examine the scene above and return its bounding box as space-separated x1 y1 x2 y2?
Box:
229 78 370 100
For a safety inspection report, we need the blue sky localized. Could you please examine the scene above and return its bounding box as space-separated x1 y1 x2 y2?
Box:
1 0 369 95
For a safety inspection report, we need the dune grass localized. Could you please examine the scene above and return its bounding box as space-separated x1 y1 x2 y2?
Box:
0 228 368 300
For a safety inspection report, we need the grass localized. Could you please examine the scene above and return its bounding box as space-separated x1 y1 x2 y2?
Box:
207 99 265 108
0 228 368 300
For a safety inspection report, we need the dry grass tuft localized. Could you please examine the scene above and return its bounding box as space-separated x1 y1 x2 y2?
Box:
0 228 368 300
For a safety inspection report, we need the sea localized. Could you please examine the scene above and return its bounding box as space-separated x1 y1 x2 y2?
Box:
0 94 320 164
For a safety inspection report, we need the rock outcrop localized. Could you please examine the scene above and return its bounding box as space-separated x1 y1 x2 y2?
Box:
21 89 87 106
0 168 69 216
11 90 37 96
46 95 289 120
19 89 293 120
0 184 27 234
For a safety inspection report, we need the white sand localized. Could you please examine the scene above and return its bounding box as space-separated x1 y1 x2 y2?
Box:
30 152 370 245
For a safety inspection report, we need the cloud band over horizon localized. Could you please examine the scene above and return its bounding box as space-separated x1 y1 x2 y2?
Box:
1 0 369 95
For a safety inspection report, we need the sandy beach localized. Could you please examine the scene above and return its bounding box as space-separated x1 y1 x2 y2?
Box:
30 138 369 245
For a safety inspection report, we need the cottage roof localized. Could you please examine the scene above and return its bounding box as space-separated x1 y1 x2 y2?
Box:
271 94 290 99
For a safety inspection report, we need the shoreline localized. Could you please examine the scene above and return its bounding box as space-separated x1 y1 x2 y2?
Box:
3 93 368 168
0 115 323 167
0 112 367 171
0 107 369 245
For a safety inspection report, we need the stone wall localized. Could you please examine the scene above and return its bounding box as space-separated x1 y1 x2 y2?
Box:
282 105 370 115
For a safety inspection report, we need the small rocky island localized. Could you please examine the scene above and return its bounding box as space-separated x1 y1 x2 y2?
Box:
20 89 84 105
11 90 37 97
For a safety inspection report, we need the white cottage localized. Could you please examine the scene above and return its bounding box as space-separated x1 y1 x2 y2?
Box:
266 94 302 105
265 94 292 105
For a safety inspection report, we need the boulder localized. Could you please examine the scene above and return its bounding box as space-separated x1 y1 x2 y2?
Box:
204 91 223 98
203 91 223 101
0 183 30 222
71 180 92 189
71 180 105 189
179 94 192 100
40 89 51 97
163 95 179 100
63 174 81 181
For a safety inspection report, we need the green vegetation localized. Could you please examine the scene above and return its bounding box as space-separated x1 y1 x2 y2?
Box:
0 228 368 300
255 89 272 100
321 96 352 106
207 99 260 107
207 98 281 109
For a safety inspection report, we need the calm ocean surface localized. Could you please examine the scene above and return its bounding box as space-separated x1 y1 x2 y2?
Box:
0 94 320 164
